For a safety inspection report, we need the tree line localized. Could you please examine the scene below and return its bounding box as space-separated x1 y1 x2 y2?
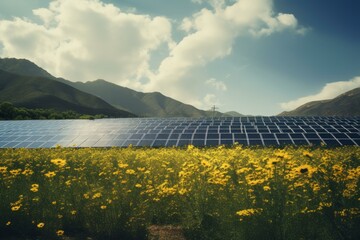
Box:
0 102 106 120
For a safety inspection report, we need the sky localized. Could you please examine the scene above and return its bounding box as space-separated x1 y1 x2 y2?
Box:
0 0 359 115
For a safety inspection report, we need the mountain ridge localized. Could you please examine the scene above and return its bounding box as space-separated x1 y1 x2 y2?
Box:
0 69 135 117
279 87 360 116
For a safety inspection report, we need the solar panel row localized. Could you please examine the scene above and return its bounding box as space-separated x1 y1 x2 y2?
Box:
0 117 359 148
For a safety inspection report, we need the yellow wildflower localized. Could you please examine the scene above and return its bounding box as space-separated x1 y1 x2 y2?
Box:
118 163 129 168
303 151 313 158
0 166 7 173
51 158 67 168
178 188 187 195
11 205 21 211
44 171 56 178
56 230 64 236
92 193 102 199
9 169 21 176
126 169 135 175
236 208 263 217
37 222 45 228
22 169 34 176
220 163 231 170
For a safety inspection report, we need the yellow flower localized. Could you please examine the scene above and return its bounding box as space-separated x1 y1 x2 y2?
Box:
187 144 195 151
236 168 251 174
0 166 7 173
294 164 317 177
9 169 21 176
263 186 271 191
37 222 45 228
201 159 211 167
56 230 64 236
100 205 107 209
135 184 142 188
30 187 39 192
44 171 56 178
6 221 11 226
125 169 135 175
303 151 313 158
11 205 21 211
71 210 77 215
22 169 34 176
50 158 67 168
52 201 57 205
269 158 279 165
236 208 262 217
220 163 231 170
92 193 102 199
178 188 187 195
83 193 90 199
118 163 129 168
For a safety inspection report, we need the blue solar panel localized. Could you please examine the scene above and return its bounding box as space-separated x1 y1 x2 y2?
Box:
0 117 359 148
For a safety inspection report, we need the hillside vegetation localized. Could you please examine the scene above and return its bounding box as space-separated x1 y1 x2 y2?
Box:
279 88 360 116
0 69 135 118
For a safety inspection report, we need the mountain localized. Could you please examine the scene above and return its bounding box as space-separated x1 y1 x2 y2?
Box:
0 69 135 117
0 58 239 117
279 88 360 116
0 58 55 79
224 111 245 117
61 79 232 117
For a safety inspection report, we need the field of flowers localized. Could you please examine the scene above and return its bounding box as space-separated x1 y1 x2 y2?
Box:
0 145 359 240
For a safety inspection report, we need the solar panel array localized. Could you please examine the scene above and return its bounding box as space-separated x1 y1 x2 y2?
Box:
0 117 359 148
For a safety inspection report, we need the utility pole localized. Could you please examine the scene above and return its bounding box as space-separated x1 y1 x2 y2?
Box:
211 105 218 120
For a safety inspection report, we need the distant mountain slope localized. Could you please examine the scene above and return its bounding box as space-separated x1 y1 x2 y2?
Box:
63 79 229 117
0 58 55 79
279 88 360 116
0 57 242 117
0 70 135 117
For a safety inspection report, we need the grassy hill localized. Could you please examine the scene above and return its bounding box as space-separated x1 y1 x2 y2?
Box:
279 87 360 116
0 69 135 117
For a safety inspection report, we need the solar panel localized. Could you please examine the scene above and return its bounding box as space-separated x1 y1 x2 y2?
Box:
0 117 359 148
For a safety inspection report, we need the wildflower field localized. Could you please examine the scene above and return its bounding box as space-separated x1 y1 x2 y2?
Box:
0 145 359 240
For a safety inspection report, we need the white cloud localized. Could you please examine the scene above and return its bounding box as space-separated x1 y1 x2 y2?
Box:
280 76 360 111
0 0 172 86
145 0 305 108
206 78 227 91
203 94 219 107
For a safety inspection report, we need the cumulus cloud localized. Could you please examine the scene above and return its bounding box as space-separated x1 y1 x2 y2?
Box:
145 0 306 107
206 78 227 91
0 0 172 87
280 76 360 111
203 94 220 108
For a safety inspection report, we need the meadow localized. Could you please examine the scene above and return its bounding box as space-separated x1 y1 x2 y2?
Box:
0 145 359 240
